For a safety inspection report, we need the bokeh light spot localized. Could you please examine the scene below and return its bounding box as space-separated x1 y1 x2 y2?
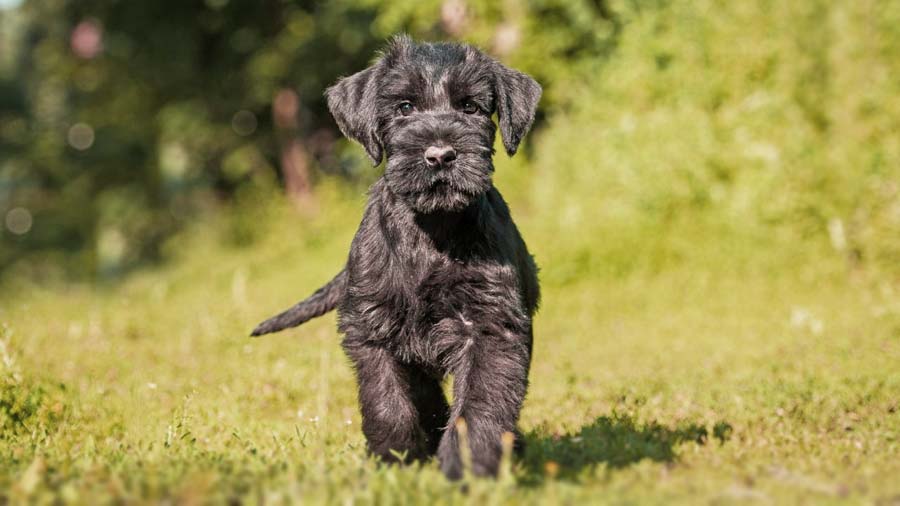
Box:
68 123 95 150
5 207 32 235
231 110 258 136
71 20 103 59
160 143 189 180
273 89 299 129
0 0 24 10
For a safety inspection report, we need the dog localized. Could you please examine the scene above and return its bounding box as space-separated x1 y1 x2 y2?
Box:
252 35 541 480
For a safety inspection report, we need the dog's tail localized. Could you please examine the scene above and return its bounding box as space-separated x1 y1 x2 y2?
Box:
250 268 348 337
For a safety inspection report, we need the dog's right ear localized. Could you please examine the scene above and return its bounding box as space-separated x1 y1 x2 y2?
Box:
326 66 383 166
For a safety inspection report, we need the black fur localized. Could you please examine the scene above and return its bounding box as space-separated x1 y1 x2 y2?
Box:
252 36 542 479
251 269 348 336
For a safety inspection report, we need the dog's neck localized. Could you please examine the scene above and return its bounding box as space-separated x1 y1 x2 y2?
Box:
411 194 487 251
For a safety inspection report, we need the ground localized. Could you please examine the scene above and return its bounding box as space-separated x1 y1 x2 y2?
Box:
2 191 899 505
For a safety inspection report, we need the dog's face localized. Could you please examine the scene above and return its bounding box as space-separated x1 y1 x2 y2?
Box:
326 36 541 213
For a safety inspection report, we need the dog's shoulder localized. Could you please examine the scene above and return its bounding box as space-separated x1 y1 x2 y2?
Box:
352 177 407 236
478 188 527 255
482 187 540 313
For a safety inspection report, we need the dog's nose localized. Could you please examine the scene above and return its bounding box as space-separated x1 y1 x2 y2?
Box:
424 145 457 168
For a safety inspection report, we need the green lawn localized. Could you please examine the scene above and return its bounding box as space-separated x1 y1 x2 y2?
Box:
2 193 899 505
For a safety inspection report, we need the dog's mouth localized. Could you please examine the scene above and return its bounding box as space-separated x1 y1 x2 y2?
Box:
424 176 470 198
398 172 480 213
425 168 483 194
428 177 453 190
383 150 494 213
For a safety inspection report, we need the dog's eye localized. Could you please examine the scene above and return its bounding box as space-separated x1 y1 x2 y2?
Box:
398 102 414 116
461 100 479 114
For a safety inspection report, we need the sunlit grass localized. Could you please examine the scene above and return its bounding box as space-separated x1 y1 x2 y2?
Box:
1 189 898 504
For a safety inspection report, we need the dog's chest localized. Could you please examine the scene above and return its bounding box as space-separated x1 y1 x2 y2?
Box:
374 251 519 366
341 188 531 369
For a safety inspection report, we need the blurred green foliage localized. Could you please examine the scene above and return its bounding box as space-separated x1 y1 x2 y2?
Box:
1 0 898 281
532 1 900 281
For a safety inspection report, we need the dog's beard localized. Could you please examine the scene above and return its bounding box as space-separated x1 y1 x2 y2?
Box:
385 150 494 213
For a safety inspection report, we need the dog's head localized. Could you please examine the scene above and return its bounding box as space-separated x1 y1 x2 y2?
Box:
326 36 541 213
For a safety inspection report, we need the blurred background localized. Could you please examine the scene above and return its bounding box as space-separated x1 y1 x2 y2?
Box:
1 0 899 284
1 3 899 501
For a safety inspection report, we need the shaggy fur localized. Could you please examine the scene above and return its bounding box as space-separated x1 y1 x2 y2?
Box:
252 36 542 479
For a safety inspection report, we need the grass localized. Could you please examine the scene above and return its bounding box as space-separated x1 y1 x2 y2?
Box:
1 184 899 505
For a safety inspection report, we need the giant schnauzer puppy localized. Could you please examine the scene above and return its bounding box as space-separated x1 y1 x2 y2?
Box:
252 36 541 480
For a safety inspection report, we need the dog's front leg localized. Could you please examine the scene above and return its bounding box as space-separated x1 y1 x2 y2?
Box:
438 332 531 479
343 340 438 463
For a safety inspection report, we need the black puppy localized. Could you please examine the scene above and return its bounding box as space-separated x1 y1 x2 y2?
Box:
252 36 541 479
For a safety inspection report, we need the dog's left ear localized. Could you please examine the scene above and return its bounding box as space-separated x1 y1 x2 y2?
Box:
326 66 383 166
493 63 542 156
